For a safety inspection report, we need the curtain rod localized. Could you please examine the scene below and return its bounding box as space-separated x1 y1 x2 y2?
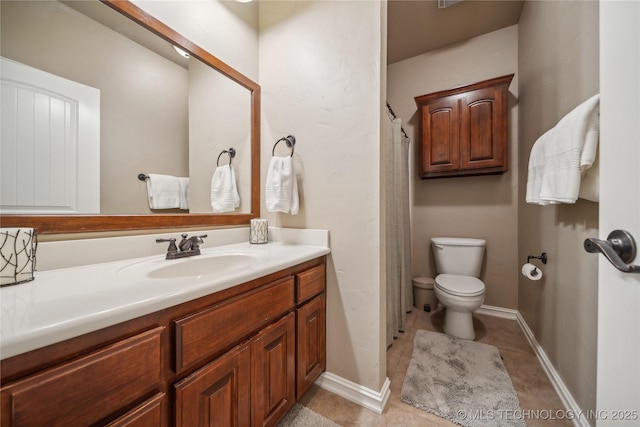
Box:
386 102 409 140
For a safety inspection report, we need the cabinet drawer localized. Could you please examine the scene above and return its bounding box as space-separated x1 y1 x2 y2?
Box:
105 393 167 427
1 327 163 427
295 264 325 304
175 277 295 371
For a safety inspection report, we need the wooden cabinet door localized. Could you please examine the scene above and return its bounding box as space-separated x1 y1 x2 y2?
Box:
418 97 460 176
296 293 326 399
459 85 508 172
251 313 296 427
0 327 163 427
174 342 251 427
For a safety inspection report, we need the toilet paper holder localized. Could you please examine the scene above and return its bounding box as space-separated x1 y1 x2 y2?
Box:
527 253 548 265
526 253 547 275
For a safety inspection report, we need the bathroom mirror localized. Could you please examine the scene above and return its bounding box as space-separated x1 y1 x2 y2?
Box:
0 0 260 233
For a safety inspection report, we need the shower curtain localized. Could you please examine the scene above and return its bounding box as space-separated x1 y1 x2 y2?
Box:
385 108 412 348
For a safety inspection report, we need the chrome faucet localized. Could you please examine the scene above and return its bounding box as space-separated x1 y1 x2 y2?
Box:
156 233 207 259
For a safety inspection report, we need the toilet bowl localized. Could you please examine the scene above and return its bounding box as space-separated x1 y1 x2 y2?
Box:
431 237 486 340
434 274 485 340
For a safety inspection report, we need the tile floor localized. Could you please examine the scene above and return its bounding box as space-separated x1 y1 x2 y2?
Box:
299 307 572 426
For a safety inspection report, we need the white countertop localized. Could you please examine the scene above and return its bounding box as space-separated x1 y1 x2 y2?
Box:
0 228 330 359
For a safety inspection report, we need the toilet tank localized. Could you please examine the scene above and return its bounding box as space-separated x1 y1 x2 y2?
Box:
431 237 486 277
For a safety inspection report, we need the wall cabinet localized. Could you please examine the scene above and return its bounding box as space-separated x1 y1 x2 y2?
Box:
0 257 327 427
414 74 514 179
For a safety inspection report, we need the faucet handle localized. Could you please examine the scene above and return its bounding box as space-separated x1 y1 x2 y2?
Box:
191 234 208 250
156 237 178 254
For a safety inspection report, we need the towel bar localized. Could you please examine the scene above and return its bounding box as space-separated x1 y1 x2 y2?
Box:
272 135 296 157
138 173 149 181
217 148 236 167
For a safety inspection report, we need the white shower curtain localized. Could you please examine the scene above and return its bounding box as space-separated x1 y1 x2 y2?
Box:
385 110 412 348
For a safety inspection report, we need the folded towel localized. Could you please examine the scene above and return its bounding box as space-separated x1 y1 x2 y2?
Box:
265 156 299 214
210 165 240 213
178 177 190 210
147 174 182 209
526 94 599 205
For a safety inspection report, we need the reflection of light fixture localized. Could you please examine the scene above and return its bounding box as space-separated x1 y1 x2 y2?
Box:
173 46 190 59
235 0 253 3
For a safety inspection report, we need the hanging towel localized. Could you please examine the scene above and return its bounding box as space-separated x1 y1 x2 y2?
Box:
265 156 299 214
526 94 600 205
525 129 559 205
147 173 182 209
178 177 190 210
210 165 240 213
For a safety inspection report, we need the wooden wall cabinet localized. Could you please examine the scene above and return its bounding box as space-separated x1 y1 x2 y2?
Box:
1 257 327 427
415 74 514 179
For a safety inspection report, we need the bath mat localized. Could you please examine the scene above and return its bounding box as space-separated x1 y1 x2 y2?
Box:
278 403 343 427
400 330 525 427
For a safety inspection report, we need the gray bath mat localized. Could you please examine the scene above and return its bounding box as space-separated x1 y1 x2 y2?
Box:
400 330 525 427
278 403 343 427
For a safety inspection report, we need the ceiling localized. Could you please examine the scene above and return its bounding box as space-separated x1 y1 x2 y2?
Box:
387 0 525 64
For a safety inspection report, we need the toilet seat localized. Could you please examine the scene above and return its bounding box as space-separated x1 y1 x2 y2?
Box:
435 274 485 297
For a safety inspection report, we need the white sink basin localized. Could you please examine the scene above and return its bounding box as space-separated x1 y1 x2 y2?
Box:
117 250 266 281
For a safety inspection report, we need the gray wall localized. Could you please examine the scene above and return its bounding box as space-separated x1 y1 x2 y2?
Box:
518 0 599 420
388 25 520 310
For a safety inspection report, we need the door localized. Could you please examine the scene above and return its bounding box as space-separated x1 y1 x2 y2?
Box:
174 342 251 427
419 97 460 175
596 1 640 424
0 57 100 213
251 313 295 427
296 293 326 399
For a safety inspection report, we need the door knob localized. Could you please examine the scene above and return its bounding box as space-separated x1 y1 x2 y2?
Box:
584 229 640 273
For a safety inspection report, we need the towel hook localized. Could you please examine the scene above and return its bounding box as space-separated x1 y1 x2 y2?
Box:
216 148 236 167
272 135 296 157
138 173 149 181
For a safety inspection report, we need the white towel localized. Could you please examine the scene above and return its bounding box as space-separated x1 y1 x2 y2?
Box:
525 129 558 205
265 156 299 214
147 174 182 209
178 177 190 210
526 94 600 205
210 165 240 213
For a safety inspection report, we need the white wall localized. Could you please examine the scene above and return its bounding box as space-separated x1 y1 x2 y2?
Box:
259 0 387 393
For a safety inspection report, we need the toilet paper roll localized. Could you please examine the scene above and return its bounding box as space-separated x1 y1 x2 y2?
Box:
521 263 543 281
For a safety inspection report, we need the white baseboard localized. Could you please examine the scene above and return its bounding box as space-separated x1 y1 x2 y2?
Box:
315 372 390 414
515 312 591 427
476 304 518 320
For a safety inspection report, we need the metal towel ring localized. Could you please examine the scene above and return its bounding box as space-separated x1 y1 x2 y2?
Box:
216 148 236 167
272 135 296 157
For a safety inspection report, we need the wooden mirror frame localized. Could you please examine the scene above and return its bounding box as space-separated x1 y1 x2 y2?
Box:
0 0 260 234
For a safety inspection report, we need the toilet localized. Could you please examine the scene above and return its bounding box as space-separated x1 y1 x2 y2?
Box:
431 237 486 340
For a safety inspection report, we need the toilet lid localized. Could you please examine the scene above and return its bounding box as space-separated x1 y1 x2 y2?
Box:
435 274 485 297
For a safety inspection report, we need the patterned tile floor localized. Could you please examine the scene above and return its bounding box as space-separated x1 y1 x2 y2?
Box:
299 308 572 426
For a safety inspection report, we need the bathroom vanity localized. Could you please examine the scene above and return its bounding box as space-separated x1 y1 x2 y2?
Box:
0 230 329 427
